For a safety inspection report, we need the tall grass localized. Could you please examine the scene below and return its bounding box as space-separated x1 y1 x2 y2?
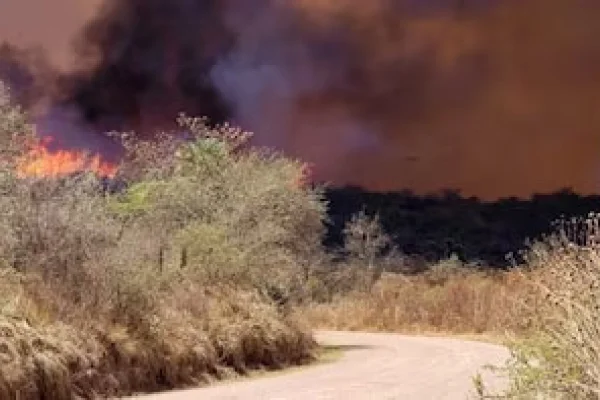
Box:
301 261 533 335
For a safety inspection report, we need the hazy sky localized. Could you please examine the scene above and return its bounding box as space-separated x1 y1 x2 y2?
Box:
0 0 101 70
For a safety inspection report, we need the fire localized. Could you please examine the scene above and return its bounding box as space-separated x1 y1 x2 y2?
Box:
17 137 118 178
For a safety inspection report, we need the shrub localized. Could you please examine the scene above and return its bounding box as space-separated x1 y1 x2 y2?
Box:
112 115 327 304
480 217 600 399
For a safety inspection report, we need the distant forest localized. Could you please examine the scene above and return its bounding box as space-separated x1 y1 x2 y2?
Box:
324 187 600 267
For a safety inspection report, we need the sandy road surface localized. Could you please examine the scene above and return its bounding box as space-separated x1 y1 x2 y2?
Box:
132 331 509 400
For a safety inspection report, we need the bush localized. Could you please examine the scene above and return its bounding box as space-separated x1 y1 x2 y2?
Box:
480 217 600 399
112 115 327 303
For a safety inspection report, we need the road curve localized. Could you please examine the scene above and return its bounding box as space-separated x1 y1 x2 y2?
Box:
133 331 509 400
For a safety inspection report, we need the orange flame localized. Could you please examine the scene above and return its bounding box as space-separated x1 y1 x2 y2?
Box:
17 137 118 179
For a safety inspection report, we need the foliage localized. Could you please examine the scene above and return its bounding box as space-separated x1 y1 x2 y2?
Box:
325 186 600 266
112 115 327 303
0 93 321 398
478 218 600 399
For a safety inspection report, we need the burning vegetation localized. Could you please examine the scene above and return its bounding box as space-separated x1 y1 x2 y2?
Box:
16 136 117 178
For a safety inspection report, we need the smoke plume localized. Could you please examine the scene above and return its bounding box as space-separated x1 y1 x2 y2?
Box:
1 0 599 198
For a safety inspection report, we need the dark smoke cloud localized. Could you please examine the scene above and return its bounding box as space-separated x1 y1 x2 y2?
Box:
1 0 599 199
64 0 231 134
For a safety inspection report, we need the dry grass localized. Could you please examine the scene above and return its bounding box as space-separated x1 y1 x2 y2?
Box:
301 262 534 336
0 274 315 399
299 209 537 337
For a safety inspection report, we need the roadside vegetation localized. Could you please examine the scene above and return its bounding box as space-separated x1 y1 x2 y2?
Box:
304 211 600 399
478 225 600 399
0 83 324 399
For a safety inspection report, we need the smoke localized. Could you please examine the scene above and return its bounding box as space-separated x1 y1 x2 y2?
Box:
1 0 599 198
0 0 102 71
63 0 231 134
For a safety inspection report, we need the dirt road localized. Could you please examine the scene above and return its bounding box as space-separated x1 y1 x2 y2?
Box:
133 331 509 400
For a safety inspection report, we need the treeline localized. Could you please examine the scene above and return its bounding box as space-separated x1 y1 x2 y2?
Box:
325 186 600 266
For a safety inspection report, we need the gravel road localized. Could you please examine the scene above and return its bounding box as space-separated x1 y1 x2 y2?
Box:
131 330 509 400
